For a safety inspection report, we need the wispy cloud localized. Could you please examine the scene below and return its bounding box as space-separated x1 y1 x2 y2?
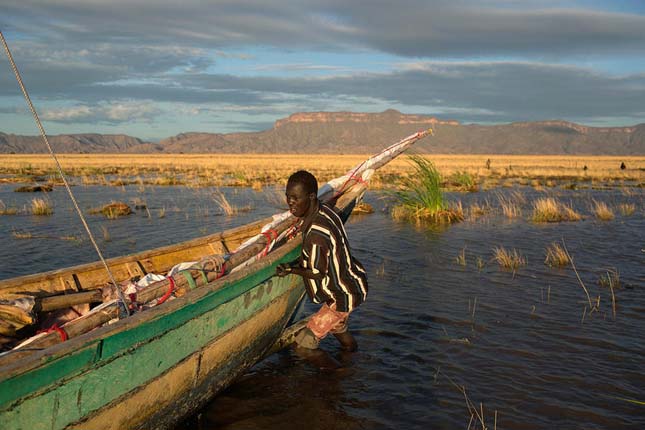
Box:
40 101 161 124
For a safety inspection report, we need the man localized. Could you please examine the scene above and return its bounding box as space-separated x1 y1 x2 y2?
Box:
276 170 368 367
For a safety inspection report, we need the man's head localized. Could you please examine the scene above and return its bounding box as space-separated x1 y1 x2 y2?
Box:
286 170 318 218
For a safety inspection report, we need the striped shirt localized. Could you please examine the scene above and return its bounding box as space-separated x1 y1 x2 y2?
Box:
301 203 368 313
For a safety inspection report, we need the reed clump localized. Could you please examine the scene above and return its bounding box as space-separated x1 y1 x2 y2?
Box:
14 184 53 192
455 246 467 266
531 197 581 222
89 201 133 218
213 191 252 216
154 175 184 186
497 191 524 218
101 225 111 242
544 242 570 267
493 246 527 271
592 200 614 221
30 198 53 215
446 171 478 192
468 200 492 218
390 155 463 224
617 203 635 216
599 268 620 289
0 200 18 215
352 202 374 214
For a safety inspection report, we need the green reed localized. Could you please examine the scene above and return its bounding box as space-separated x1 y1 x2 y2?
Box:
393 155 445 211
391 155 463 223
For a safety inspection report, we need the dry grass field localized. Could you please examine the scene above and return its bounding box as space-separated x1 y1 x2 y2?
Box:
0 154 643 188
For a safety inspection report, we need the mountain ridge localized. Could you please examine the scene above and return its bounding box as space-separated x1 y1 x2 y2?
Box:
2 110 644 154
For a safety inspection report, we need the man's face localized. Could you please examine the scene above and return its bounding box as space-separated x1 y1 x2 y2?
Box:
286 183 313 218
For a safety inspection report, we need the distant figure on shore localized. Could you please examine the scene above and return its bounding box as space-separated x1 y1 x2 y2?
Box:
485 158 491 170
583 165 588 171
620 162 626 170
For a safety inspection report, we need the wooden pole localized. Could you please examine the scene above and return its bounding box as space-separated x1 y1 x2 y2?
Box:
39 291 103 312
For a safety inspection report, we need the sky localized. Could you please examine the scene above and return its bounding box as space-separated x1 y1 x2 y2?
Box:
1 0 645 141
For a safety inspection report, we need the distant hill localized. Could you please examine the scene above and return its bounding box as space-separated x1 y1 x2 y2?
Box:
2 110 644 154
0 133 145 153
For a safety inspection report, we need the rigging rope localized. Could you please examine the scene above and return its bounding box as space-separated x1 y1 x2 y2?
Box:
0 30 130 317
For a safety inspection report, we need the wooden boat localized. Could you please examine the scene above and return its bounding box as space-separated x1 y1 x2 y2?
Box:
0 131 430 430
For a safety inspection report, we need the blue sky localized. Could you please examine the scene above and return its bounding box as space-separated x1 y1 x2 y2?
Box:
1 0 645 140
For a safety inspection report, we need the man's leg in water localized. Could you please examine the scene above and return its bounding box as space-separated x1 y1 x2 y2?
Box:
333 331 357 352
293 328 341 369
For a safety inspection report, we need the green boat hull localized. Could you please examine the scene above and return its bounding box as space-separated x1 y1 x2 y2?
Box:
0 245 305 430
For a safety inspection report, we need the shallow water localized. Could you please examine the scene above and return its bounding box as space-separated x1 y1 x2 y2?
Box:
1 183 644 429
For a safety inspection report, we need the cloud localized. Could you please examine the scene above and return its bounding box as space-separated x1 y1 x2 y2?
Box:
252 63 349 72
40 106 93 121
2 1 644 57
40 101 161 124
1 1 644 133
10 61 645 126
171 62 645 121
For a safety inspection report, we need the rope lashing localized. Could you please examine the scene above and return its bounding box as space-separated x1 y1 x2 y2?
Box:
157 276 176 305
181 271 197 290
260 229 279 257
0 30 130 317
286 219 302 241
37 324 68 342
216 262 227 279
128 292 142 312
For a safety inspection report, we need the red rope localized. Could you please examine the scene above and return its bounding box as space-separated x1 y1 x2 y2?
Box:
157 276 175 305
37 323 68 342
128 292 141 311
286 219 301 240
349 173 368 185
216 261 227 279
260 229 279 256
331 160 367 200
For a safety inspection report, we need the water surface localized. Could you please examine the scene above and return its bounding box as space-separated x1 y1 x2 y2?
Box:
1 183 643 429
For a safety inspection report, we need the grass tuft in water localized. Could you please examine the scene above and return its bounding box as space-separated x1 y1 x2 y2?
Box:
0 200 18 215
455 246 467 266
493 246 527 271
101 225 111 242
89 201 133 219
592 200 614 221
544 242 570 267
476 256 485 271
468 200 492 218
390 155 463 224
213 191 252 216
497 191 524 218
30 198 53 215
531 197 581 222
599 268 620 289
447 170 478 191
617 203 635 216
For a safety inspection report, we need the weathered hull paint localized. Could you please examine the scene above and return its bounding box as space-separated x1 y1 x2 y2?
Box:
75 282 305 430
1 247 305 430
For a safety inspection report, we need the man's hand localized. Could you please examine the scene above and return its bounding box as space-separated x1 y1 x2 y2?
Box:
275 263 293 277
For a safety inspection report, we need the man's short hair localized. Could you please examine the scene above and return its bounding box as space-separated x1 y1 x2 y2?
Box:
287 170 318 195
